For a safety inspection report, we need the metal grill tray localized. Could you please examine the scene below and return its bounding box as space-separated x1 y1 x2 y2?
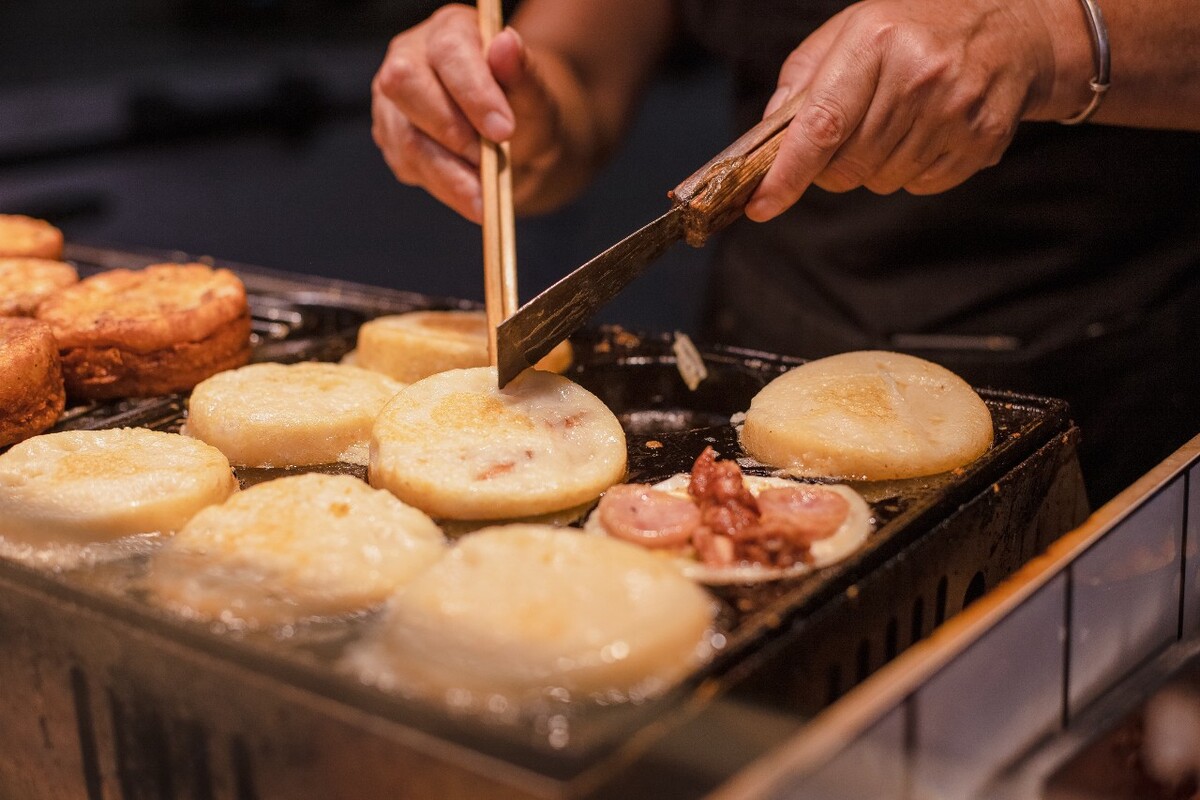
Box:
0 244 1089 800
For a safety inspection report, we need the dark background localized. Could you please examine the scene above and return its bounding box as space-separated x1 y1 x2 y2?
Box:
0 0 731 334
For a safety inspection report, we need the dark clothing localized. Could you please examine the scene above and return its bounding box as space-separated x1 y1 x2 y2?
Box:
678 0 1200 505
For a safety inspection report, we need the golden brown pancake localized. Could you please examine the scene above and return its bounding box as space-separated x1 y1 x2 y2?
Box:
0 258 79 317
0 215 63 260
36 263 252 399
0 317 65 447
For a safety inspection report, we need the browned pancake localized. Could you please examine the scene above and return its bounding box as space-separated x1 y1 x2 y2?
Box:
0 215 64 260
37 263 252 399
0 258 79 316
0 317 65 447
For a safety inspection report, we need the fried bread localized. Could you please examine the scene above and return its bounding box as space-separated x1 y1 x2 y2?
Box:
37 263 252 398
0 215 64 259
0 317 65 447
0 258 78 316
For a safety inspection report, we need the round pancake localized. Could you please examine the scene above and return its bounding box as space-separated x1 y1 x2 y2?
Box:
186 361 404 466
0 318 65 447
145 473 446 627
342 524 716 704
740 351 994 480
354 310 572 383
0 215 63 259
37 263 252 398
0 428 236 547
370 367 626 520
0 258 78 316
585 473 874 584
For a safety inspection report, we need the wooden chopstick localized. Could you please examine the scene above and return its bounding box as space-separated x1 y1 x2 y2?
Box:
478 0 518 367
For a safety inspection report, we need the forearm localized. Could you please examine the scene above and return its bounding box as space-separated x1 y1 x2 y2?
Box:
1031 0 1200 129
510 0 677 213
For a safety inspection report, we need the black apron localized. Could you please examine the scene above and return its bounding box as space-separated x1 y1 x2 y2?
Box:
677 0 1200 504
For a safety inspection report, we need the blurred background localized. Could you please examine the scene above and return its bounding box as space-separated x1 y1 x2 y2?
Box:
0 0 731 334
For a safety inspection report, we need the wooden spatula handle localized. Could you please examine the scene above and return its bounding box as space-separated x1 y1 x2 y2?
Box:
669 92 805 247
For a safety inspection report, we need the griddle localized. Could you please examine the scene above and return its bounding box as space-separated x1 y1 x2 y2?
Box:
0 244 1089 800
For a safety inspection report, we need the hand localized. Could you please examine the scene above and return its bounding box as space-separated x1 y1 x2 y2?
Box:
746 0 1089 220
371 4 565 222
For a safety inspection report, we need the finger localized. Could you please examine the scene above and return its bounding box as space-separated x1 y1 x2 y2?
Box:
765 11 848 116
814 44 951 194
747 33 881 221
812 82 917 193
902 86 1020 195
858 127 947 194
903 144 999 196
407 128 486 222
375 100 484 222
903 152 970 195
487 27 560 160
374 50 481 167
427 14 515 142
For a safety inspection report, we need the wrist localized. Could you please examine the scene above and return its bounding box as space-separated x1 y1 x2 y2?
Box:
1025 0 1103 121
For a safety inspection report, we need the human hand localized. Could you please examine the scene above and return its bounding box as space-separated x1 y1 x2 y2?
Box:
371 4 565 222
746 0 1091 220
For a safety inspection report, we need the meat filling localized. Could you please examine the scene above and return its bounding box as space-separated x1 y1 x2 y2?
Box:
598 447 851 570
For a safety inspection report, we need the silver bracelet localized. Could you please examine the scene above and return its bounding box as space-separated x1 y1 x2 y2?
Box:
1060 0 1111 125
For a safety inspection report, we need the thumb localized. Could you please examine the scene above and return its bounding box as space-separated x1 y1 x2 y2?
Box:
487 26 528 89
486 27 552 137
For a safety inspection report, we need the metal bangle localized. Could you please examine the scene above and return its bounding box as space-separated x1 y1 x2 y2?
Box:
1060 0 1111 125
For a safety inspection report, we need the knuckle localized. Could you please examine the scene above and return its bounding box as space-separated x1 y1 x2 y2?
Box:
859 12 898 53
443 120 478 158
823 154 872 189
377 54 418 96
970 107 1016 148
909 51 953 91
797 99 851 152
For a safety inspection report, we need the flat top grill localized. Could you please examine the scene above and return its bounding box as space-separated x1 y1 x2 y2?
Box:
0 243 1082 791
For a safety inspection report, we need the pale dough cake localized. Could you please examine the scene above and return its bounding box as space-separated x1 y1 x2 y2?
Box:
369 367 626 520
740 350 994 480
186 361 404 466
342 524 716 705
352 310 572 384
145 473 446 627
0 428 236 547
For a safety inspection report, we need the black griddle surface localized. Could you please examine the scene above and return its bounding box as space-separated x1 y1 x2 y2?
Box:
0 244 1077 783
